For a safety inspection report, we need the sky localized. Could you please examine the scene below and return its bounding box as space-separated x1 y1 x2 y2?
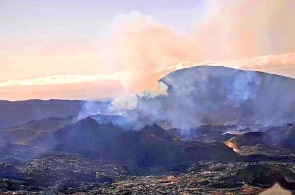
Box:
0 0 295 100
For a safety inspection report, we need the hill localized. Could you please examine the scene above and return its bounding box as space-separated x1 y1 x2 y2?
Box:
136 66 295 129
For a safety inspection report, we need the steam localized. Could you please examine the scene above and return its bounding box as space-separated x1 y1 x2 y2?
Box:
138 81 168 98
78 65 295 133
226 71 261 105
78 81 169 130
77 1 295 132
129 66 294 130
77 101 110 120
99 2 295 94
109 81 169 130
111 95 138 111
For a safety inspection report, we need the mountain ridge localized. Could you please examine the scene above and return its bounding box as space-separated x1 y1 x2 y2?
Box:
160 65 295 81
135 65 295 129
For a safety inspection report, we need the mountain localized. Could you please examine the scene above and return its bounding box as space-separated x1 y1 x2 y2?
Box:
0 116 74 144
0 99 110 129
28 115 238 170
0 100 81 129
2 66 295 130
136 66 295 129
1 66 295 194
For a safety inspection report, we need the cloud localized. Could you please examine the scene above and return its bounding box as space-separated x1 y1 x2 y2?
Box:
0 73 122 87
1 50 294 101
227 52 295 71
194 0 295 59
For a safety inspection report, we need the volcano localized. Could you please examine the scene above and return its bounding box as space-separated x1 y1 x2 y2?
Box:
1 66 295 194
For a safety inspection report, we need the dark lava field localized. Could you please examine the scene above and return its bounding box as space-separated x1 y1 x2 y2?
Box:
1 118 295 194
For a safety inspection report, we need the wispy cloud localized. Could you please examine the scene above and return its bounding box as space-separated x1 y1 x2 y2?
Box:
1 51 294 90
0 73 122 88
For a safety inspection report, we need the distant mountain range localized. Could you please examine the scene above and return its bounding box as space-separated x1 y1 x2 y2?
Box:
0 100 81 128
1 64 295 171
0 116 74 144
1 65 295 131
0 99 111 129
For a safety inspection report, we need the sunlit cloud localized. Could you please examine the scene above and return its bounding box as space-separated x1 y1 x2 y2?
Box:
0 73 122 88
1 51 294 90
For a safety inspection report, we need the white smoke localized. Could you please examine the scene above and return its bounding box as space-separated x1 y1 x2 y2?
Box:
77 81 169 130
77 101 110 120
78 65 295 133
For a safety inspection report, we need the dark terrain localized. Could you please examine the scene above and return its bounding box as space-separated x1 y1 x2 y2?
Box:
1 116 295 194
0 66 295 194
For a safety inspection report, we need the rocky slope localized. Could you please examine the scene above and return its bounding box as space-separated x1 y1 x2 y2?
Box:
27 116 238 171
226 123 295 155
1 120 295 194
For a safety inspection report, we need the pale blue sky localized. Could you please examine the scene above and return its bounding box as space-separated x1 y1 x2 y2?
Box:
0 0 206 36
